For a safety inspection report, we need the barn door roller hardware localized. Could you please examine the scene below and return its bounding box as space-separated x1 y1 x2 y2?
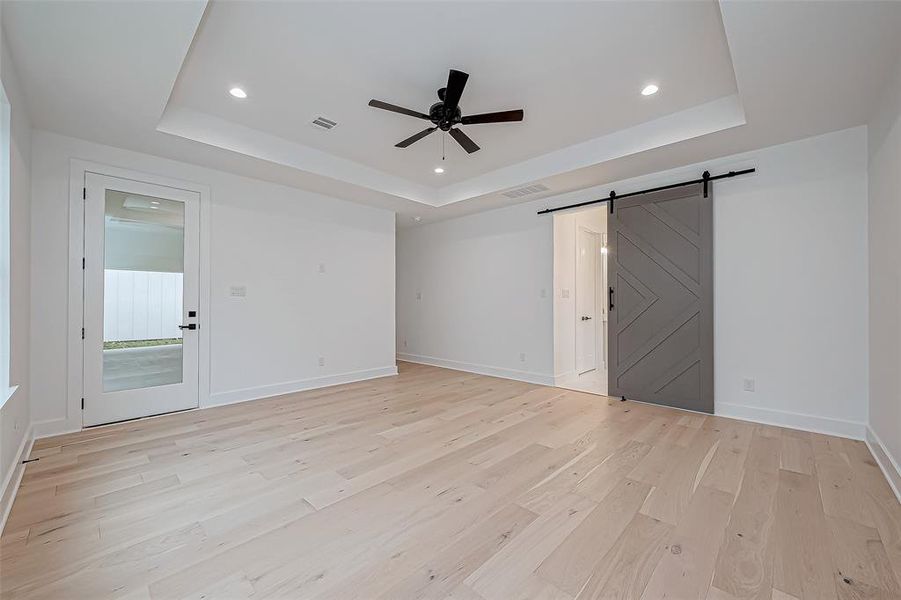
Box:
536 168 756 215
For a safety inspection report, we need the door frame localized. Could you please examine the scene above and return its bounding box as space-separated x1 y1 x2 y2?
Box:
65 160 211 432
574 225 600 375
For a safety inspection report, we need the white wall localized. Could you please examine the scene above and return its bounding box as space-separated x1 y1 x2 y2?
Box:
553 207 606 381
30 130 396 435
396 202 555 384
867 57 901 492
398 126 870 438
0 26 33 525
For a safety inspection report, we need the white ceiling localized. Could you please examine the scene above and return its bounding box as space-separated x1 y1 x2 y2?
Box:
4 0 901 225
169 1 738 188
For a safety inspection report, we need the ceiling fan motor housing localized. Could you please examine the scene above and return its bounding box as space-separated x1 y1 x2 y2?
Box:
429 101 462 131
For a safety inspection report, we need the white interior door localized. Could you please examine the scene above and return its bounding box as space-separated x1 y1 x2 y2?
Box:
83 173 200 426
575 227 598 374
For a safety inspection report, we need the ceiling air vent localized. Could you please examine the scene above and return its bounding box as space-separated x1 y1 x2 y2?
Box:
311 116 338 130
502 183 549 199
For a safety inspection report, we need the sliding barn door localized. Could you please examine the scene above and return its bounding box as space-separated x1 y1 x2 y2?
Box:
607 183 713 413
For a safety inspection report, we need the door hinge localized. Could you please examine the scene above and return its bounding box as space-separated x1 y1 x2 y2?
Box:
81 398 84 410
81 327 85 340
83 187 86 200
82 257 85 269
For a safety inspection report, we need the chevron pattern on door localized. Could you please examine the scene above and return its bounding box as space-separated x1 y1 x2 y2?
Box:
608 183 713 413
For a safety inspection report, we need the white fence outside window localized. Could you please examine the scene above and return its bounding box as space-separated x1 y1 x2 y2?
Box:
103 270 183 342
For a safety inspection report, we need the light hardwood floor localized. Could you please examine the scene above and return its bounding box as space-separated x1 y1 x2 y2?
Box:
2 362 900 600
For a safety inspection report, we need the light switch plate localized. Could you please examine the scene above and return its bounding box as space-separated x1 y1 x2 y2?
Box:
229 285 247 298
742 378 755 392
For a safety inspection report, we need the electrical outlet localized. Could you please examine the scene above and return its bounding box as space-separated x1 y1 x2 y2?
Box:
562 289 570 299
229 285 247 298
519 353 526 362
540 288 547 298
318 356 325 367
742 378 755 392
403 339 407 348
318 263 326 274
415 292 422 300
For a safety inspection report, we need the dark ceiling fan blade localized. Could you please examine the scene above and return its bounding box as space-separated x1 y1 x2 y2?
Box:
448 127 480 154
442 69 469 115
368 99 430 120
395 127 437 148
461 109 524 125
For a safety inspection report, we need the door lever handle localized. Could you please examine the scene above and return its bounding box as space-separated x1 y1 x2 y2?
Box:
581 316 592 321
609 287 615 311
178 324 197 330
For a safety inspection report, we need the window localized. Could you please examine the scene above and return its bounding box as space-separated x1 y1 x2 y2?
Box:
0 82 11 407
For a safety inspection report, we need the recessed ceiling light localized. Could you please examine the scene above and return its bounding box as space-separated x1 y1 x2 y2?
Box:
229 87 247 99
641 84 659 96
434 167 445 174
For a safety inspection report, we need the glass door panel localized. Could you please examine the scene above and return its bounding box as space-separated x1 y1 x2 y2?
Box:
102 190 185 392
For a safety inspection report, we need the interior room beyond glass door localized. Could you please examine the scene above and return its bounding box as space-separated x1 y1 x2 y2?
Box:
82 173 200 426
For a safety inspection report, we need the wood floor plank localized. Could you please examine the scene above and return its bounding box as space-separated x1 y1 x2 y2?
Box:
574 512 673 600
700 420 753 495
375 503 538 599
466 494 596 599
772 469 839 600
826 514 901 599
712 468 779 600
536 478 653 596
640 485 735 600
2 362 899 600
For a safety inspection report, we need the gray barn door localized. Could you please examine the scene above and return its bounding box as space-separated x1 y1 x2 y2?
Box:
607 183 713 413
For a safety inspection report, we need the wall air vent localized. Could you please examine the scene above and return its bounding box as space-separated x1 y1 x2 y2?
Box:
502 183 550 199
311 116 338 130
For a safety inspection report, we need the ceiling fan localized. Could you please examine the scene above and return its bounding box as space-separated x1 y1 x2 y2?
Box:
368 69 524 154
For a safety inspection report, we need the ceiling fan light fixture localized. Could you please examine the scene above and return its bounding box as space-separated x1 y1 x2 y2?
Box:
229 87 247 99
641 84 659 96
368 69 523 154
434 167 445 174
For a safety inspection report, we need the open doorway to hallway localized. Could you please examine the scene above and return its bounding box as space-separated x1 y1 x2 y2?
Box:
553 206 608 396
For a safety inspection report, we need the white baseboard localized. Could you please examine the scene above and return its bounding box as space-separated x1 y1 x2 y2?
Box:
397 353 555 386
553 370 574 386
32 417 80 440
865 426 901 503
205 366 399 408
715 402 866 440
1 425 34 535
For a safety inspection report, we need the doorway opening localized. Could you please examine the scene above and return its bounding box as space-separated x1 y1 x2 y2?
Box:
553 206 608 396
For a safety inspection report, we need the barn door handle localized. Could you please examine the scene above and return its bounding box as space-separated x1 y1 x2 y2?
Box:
608 287 615 311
